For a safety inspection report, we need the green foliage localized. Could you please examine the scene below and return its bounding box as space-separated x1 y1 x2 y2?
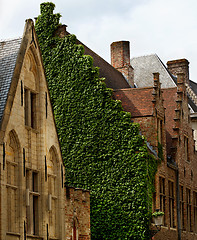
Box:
158 141 164 161
35 3 158 239
152 211 164 217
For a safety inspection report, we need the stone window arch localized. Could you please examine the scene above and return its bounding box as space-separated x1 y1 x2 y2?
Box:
23 46 41 129
6 130 20 233
48 146 59 238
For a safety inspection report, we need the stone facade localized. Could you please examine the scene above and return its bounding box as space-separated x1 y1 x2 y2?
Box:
0 20 90 240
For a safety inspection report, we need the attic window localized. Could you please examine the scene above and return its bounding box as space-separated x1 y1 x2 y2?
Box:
24 89 37 129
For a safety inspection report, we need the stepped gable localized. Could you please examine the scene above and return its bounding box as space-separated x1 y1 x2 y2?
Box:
162 87 177 155
0 38 22 123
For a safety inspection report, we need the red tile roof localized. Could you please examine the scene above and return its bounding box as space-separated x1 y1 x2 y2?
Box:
113 88 154 117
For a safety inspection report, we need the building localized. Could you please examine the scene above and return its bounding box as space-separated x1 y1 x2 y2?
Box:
2 10 197 239
0 19 90 240
53 21 197 238
111 41 197 240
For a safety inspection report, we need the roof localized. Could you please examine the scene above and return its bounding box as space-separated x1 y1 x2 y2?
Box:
131 54 176 88
189 79 197 95
81 43 131 90
63 29 131 90
113 88 154 117
0 38 22 123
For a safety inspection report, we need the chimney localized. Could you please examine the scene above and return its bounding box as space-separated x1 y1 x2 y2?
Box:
167 59 189 83
53 24 68 38
111 41 134 87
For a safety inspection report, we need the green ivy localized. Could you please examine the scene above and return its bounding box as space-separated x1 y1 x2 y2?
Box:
35 3 158 239
158 141 164 161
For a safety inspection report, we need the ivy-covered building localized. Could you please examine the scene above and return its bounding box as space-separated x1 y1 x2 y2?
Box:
0 3 158 240
34 3 158 240
4 2 197 240
56 13 197 239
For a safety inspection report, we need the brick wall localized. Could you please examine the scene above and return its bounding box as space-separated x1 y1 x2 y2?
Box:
110 41 134 86
65 187 91 240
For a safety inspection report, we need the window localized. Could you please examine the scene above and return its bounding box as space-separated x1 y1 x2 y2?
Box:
180 186 185 230
48 148 58 238
6 132 19 233
24 89 28 126
186 188 192 231
30 92 36 129
24 88 37 129
159 177 166 225
194 191 197 233
157 118 163 143
169 181 175 228
184 136 189 162
26 170 40 235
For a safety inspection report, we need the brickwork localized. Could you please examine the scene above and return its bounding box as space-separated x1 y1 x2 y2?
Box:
113 67 197 239
152 74 197 239
167 59 190 83
65 187 91 240
111 41 134 87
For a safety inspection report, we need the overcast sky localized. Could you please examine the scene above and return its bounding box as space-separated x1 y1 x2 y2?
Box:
1 0 197 81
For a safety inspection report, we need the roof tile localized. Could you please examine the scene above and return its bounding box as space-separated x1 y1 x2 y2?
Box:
0 38 21 123
113 88 154 117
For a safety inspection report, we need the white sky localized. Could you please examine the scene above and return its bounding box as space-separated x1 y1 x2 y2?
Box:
1 0 197 81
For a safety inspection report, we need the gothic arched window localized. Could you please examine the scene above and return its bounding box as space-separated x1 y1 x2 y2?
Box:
6 130 20 233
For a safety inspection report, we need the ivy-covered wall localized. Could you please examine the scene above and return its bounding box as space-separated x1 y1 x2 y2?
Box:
35 3 158 239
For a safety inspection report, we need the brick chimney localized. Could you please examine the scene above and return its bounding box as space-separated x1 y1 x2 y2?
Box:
111 41 134 87
53 24 68 38
167 59 189 83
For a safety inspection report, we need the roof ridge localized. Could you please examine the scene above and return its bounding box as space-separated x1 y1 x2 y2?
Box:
131 53 157 60
0 37 22 43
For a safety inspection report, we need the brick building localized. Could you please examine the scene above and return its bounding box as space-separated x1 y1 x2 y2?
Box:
111 41 197 240
0 20 90 240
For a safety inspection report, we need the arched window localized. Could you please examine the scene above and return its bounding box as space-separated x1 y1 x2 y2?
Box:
6 130 20 233
48 146 59 238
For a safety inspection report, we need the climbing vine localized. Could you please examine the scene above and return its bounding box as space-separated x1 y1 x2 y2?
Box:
35 3 158 239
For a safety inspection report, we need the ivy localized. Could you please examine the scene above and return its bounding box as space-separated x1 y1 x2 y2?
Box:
35 3 158 239
158 141 164 161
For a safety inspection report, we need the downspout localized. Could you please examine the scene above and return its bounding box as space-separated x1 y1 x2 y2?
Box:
176 168 181 240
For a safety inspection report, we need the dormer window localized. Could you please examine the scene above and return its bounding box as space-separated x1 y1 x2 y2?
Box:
24 88 37 129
